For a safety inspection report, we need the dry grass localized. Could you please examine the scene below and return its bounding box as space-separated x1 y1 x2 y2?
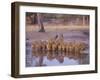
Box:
26 24 89 32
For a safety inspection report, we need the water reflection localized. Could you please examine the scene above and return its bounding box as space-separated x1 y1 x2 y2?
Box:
26 49 89 67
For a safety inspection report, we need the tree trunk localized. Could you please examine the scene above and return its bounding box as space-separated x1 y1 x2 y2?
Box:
30 13 37 24
82 16 85 26
37 13 45 32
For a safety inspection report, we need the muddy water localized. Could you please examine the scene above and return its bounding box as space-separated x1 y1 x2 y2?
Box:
26 44 89 67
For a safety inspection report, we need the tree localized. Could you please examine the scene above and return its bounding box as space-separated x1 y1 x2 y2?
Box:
26 13 38 25
37 13 45 32
30 13 37 24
